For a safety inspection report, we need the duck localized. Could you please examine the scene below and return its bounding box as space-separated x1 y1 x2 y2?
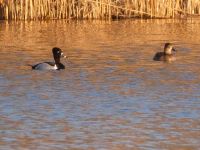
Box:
30 47 66 70
153 43 176 61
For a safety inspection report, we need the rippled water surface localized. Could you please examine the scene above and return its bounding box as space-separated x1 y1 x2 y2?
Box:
0 19 200 150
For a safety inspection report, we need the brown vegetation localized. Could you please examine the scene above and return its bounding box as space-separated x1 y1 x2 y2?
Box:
0 0 200 20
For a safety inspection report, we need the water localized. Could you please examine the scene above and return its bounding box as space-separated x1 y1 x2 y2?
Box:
0 19 200 150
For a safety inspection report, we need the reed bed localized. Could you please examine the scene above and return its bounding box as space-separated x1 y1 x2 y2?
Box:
0 0 200 20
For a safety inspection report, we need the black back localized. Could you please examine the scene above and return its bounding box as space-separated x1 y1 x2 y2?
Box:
153 52 164 61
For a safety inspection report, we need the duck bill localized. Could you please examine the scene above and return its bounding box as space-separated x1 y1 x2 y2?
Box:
172 48 176 52
61 52 67 58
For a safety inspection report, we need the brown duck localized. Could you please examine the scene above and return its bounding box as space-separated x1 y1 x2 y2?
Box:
153 43 176 61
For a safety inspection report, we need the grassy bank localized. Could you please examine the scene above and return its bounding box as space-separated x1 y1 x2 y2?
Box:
0 0 200 20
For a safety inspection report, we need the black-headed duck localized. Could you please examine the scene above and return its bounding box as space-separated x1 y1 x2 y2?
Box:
31 47 66 70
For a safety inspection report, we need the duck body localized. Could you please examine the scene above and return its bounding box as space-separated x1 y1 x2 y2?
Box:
32 62 65 70
153 52 176 61
153 43 176 62
31 47 66 71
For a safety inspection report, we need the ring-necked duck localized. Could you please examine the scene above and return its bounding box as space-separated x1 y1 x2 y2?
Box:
31 47 66 70
153 43 176 61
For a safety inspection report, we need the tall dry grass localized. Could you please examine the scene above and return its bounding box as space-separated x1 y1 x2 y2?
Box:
0 0 200 20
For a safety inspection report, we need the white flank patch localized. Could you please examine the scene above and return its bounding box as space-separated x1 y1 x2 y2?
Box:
53 65 58 70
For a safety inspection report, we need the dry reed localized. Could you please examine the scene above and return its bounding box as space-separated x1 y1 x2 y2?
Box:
0 0 200 20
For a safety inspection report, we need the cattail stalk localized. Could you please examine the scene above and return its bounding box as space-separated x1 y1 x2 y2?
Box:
0 0 200 20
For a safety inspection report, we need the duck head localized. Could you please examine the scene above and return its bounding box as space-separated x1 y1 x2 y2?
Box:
164 43 176 55
52 47 67 63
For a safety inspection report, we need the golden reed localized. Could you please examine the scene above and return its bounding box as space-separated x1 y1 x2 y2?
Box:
0 0 200 20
